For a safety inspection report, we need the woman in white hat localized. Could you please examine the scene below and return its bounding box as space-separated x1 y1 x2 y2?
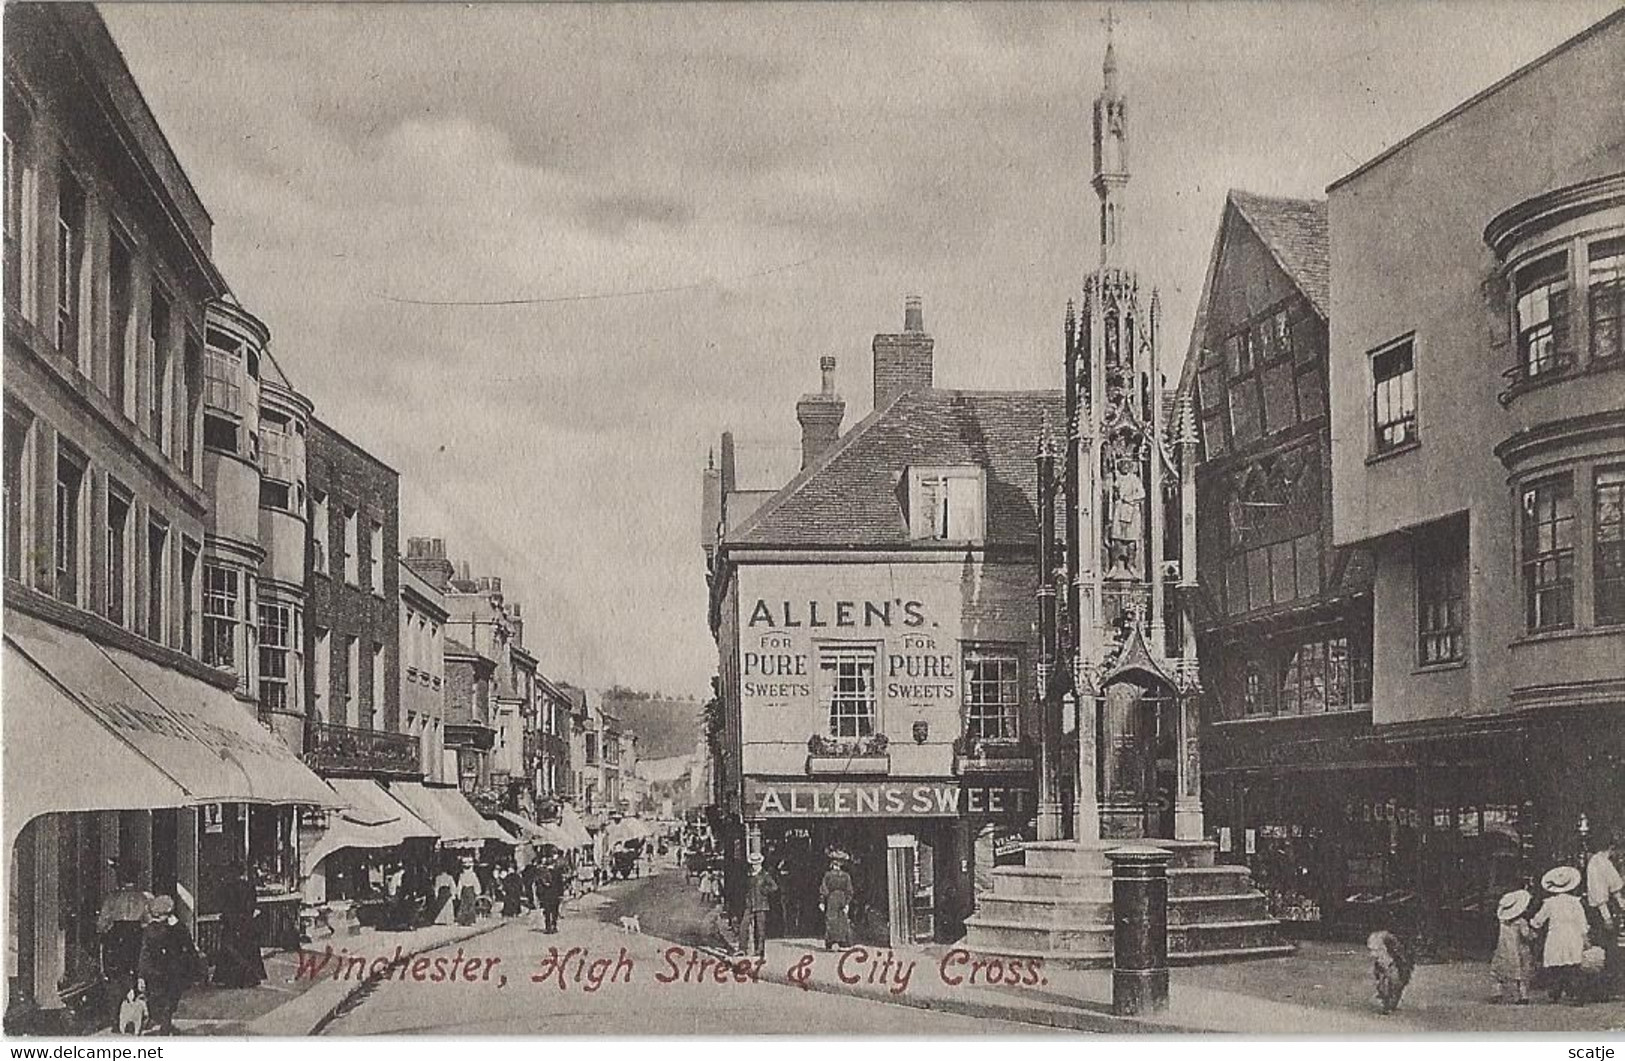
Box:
1531 866 1590 1005
1491 889 1537 1004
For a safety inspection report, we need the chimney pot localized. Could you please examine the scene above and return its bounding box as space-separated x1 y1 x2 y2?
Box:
904 295 924 333
796 357 846 469
819 356 837 396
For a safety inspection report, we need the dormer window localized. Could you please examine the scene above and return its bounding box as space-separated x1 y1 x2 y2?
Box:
907 466 985 541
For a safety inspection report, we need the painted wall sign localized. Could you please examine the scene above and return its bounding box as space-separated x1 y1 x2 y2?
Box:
744 779 961 819
959 783 1036 818
732 563 1039 778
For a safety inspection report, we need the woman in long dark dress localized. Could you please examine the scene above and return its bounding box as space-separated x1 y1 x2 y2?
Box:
212 863 266 987
819 851 855 950
500 868 524 917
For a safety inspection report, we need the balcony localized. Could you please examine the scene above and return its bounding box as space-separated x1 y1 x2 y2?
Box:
304 720 420 777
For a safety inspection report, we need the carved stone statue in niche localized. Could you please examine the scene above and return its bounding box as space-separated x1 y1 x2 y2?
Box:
1106 455 1146 578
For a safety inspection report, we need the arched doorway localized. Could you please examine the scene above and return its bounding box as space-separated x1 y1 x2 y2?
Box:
1098 675 1180 840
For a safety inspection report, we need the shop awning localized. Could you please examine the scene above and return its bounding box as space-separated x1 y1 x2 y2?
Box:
302 778 439 873
558 804 593 847
3 612 338 854
498 811 573 848
389 782 510 845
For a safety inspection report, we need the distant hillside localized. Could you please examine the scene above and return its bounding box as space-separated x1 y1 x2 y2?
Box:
601 688 702 760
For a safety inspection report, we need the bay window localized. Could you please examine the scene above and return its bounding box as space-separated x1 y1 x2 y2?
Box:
1589 239 1623 363
1521 476 1574 632
1514 253 1569 379
1595 467 1625 626
202 564 239 669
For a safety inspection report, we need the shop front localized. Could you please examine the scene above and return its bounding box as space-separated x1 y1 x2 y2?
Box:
2 610 337 1019
744 778 967 946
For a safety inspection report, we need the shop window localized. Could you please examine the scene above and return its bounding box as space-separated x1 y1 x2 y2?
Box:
963 649 1020 742
819 645 877 739
1595 467 1625 626
56 167 84 364
202 564 238 670
1514 252 1569 379
1521 476 1574 632
1590 239 1624 363
54 442 86 604
908 467 984 541
104 483 131 627
1371 339 1417 453
248 805 297 895
146 518 167 642
1416 525 1466 664
258 602 293 716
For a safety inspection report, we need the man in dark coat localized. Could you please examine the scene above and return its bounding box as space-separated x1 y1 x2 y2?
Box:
137 896 201 1034
536 853 566 934
743 853 780 957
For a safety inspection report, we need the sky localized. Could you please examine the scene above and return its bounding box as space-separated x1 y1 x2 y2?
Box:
98 0 1617 698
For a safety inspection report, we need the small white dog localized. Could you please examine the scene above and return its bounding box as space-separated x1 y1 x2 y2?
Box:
618 915 642 935
118 980 149 1035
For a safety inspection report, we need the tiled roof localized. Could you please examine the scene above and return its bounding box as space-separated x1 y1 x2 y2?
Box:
729 388 1064 548
1228 191 1329 317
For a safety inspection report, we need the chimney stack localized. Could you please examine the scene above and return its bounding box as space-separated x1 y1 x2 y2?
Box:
873 295 933 410
795 355 846 470
403 535 455 590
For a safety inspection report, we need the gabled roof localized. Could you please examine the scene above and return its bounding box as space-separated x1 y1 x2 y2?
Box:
728 388 1064 549
1227 191 1329 318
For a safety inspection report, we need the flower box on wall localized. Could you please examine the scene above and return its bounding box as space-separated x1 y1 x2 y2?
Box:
805 754 892 776
951 735 1037 776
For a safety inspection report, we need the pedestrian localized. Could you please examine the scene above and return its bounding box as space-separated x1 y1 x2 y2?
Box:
1584 832 1624 1001
212 859 265 988
136 896 202 1035
819 851 855 951
698 867 717 904
1491 889 1537 1004
1366 929 1413 1014
96 862 152 1029
743 853 779 958
537 853 566 933
500 867 524 918
432 864 456 925
455 859 482 926
1532 865 1590 1005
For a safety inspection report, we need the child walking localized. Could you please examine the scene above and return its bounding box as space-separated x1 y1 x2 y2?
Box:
1367 929 1414 1014
1492 889 1537 1004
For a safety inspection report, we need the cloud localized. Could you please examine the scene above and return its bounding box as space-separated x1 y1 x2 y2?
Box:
97 0 1620 695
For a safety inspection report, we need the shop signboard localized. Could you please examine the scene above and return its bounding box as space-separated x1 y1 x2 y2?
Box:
744 779 961 819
